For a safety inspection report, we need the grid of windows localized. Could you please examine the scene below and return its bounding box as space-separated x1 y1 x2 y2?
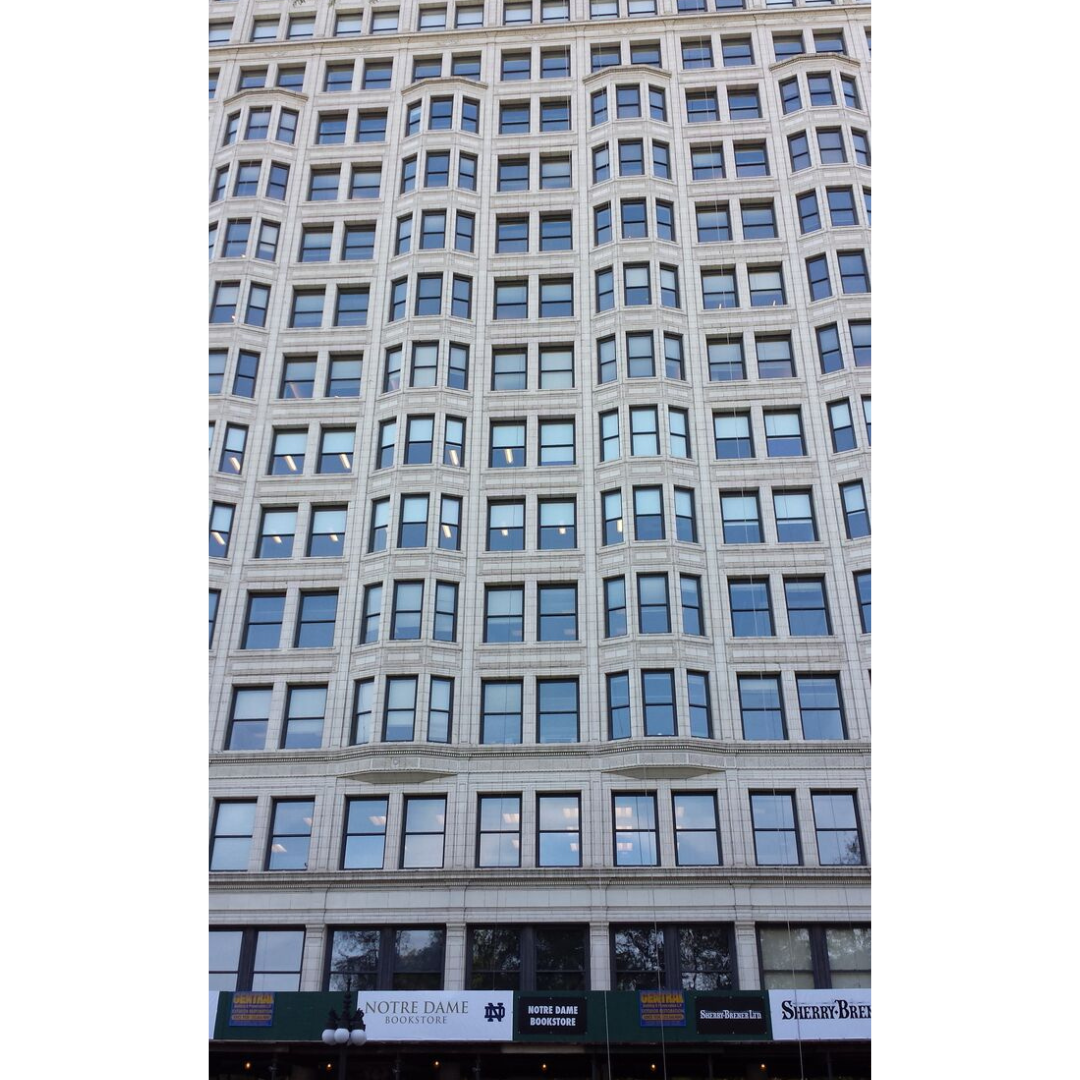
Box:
209 2 871 997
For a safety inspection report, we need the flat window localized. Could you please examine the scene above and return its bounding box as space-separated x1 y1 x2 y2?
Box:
682 39 713 69
343 798 389 869
614 794 659 865
806 254 832 300
218 425 247 475
734 142 768 176
540 156 571 188
764 411 805 457
721 493 761 544
727 87 761 120
785 578 831 636
494 281 527 320
759 926 870 990
751 793 799 864
611 925 735 991
227 687 270 750
327 927 445 991
629 407 659 455
283 685 325 749
798 675 846 740
702 270 737 309
538 679 579 742
539 278 573 318
740 677 786 740
414 274 443 316
686 90 719 124
257 507 295 558
539 499 576 548
485 587 524 643
211 801 256 871
334 287 368 327
697 202 731 243
674 488 696 541
708 337 745 382
540 215 573 252
673 794 720 865
749 266 785 306
713 412 752 459
813 793 863 865
498 158 529 191
540 419 574 466
241 593 284 649
493 347 527 390
325 64 353 92
774 491 817 542
538 584 577 641
402 797 447 868
691 144 724 180
308 507 347 558
757 334 795 378
491 421 526 467
538 796 581 866
295 591 337 648
479 797 522 867
722 36 753 65
789 132 811 171
730 579 773 637
443 419 465 470
481 681 523 744
423 152 449 188
266 800 314 871
488 501 525 551
210 929 304 992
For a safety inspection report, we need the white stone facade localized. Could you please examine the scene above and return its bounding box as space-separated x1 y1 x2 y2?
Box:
209 0 870 996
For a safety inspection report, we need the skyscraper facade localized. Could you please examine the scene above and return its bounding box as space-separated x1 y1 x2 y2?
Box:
209 1 870 1075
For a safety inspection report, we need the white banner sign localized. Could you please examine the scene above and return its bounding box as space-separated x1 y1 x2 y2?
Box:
353 991 514 1042
768 989 871 1041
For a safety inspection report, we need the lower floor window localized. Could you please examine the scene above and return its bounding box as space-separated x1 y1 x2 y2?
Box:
327 926 446 991
757 925 870 989
209 927 304 991
612 924 736 991
468 925 589 991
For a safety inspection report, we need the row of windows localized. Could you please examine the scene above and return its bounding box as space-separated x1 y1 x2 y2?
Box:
263 189 865 264
211 788 865 876
211 920 870 996
209 127 869 205
221 87 855 145
208 12 867 98
210 480 869 566
218 665 862 750
207 319 869 401
209 252 868 329
216 566 852 655
210 407 869 491
211 6 859 50
210 482 870 572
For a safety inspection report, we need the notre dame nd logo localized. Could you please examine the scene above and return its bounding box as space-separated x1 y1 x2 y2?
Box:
484 1002 506 1023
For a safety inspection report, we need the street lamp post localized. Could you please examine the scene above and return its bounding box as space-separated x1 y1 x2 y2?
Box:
321 991 367 1080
